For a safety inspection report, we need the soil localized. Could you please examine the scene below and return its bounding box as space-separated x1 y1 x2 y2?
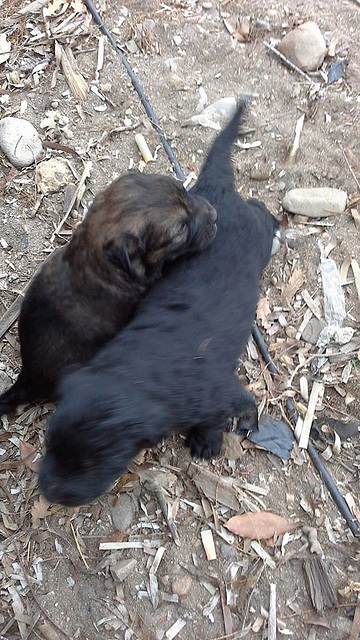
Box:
0 1 359 640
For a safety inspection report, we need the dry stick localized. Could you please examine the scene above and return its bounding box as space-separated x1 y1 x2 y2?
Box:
15 544 71 640
268 583 277 640
341 148 360 191
288 113 305 165
50 160 92 243
263 42 315 84
146 479 180 546
298 380 324 449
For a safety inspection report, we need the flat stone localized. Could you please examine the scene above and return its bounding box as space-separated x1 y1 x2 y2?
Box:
36 158 73 195
278 22 326 72
302 317 327 345
282 188 347 217
172 575 193 597
220 543 237 559
110 558 137 583
111 493 137 531
0 117 43 167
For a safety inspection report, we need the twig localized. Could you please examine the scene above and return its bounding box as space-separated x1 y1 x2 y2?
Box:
99 122 139 144
288 113 305 165
341 148 360 190
268 583 277 640
50 160 92 243
15 544 71 640
298 380 323 449
263 41 315 84
70 521 89 570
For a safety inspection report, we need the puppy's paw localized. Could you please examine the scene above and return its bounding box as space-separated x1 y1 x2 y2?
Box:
186 429 222 460
235 405 258 435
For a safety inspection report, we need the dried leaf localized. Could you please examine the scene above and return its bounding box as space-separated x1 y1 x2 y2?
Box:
31 495 52 528
256 296 271 329
282 268 306 305
20 440 41 472
225 511 300 540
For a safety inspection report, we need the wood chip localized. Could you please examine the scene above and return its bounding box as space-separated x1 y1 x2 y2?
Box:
150 546 166 575
99 541 159 550
55 42 88 101
303 556 338 612
299 381 324 449
188 462 239 511
165 618 186 640
268 583 277 640
201 529 216 561
250 541 276 569
301 289 322 319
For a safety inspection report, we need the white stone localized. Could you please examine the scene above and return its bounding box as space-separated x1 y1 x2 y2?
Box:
110 558 137 583
0 117 43 168
36 158 72 195
278 22 326 72
282 188 347 217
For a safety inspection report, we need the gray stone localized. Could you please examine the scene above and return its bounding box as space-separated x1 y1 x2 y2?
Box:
302 317 327 345
278 22 326 72
110 558 137 582
0 117 43 167
220 543 237 559
111 493 137 531
0 371 12 395
282 187 347 217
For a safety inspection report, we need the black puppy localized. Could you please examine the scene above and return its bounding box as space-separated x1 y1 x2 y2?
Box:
40 101 279 506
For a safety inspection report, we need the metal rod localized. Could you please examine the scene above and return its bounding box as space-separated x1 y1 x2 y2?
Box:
252 324 360 538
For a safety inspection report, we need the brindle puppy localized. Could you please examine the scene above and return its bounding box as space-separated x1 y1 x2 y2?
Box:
0 172 217 414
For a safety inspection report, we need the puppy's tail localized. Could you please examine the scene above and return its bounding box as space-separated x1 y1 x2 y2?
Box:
0 374 29 417
193 100 247 194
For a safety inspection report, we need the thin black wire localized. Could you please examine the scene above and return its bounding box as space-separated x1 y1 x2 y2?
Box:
84 0 185 182
84 0 360 539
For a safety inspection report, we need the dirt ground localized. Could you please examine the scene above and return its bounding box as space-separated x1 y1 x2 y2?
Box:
0 1 360 639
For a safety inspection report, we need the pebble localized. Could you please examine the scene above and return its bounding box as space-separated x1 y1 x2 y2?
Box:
111 493 137 531
36 158 73 195
278 22 326 72
302 317 327 345
0 117 43 168
282 187 347 217
172 575 193 597
173 35 182 46
254 17 271 31
220 543 237 559
202 1 213 8
110 558 137 583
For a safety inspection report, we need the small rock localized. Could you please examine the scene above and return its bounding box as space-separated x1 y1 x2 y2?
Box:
173 35 182 46
282 187 347 217
202 1 213 8
111 494 137 531
250 168 270 181
172 575 193 597
278 22 326 72
0 371 12 395
254 17 271 31
110 558 137 583
0 117 43 168
278 181 286 191
220 543 237 559
302 317 327 345
36 158 73 195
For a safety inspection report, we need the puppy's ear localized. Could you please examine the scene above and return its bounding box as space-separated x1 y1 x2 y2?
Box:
104 233 146 278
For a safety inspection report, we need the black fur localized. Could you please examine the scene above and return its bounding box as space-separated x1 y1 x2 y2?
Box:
39 102 278 506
